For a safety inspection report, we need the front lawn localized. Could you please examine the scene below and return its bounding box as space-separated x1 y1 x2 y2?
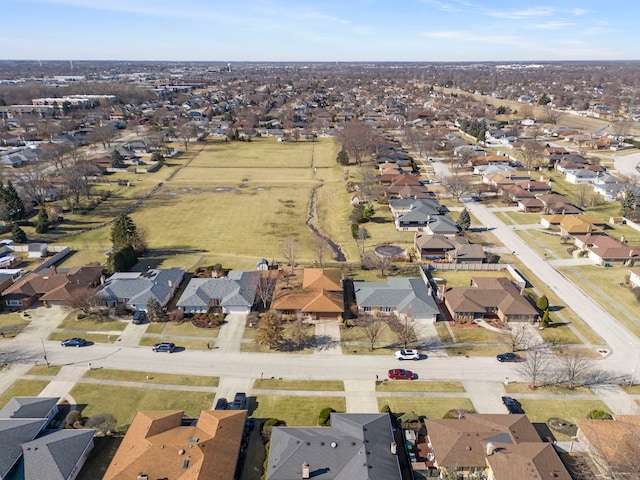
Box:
445 346 508 356
84 368 219 387
450 326 506 344
376 380 465 392
253 379 344 391
251 395 346 426
27 365 62 376
69 383 214 431
0 380 50 408
48 332 117 344
504 383 593 395
58 311 126 332
0 313 30 339
377 397 475 419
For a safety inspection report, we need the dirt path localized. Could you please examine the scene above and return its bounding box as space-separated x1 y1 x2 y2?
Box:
306 184 346 262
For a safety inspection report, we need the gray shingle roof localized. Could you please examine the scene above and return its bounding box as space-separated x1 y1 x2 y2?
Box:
354 277 439 319
21 429 95 480
176 271 259 309
94 269 184 309
0 397 58 420
267 413 402 480
0 418 48 478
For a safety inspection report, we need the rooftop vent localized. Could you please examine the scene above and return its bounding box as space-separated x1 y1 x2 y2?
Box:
331 442 337 448
302 462 310 479
391 442 397 455
178 449 185 455
486 443 495 456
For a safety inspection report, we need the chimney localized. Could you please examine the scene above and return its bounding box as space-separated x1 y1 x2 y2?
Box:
520 288 526 296
391 442 397 455
486 443 495 456
50 265 57 274
302 463 310 479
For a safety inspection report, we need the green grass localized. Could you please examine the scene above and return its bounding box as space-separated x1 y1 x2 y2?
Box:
58 311 126 331
376 380 465 392
251 395 346 426
0 313 30 339
48 331 118 344
496 211 541 225
145 322 166 334
621 384 640 394
450 326 505 344
504 383 594 394
253 379 344 391
69 383 214 431
445 346 509 356
517 399 611 441
434 322 453 343
162 321 220 337
0 380 50 409
139 336 213 350
537 324 583 345
27 365 62 376
84 368 219 387
377 397 475 419
428 270 510 287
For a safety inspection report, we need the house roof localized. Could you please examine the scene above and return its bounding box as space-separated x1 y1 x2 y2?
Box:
425 414 543 469
21 429 95 480
3 266 103 303
486 441 572 480
95 268 184 308
445 277 537 316
576 416 640 472
574 234 640 260
415 233 463 251
354 277 439 319
176 270 259 309
267 413 403 480
0 397 59 419
103 410 246 480
0 418 49 478
302 268 343 291
273 288 344 314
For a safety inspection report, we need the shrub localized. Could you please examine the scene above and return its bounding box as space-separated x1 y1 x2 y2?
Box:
85 413 117 434
66 410 82 427
351 223 359 239
380 404 391 414
77 313 87 320
318 407 335 426
262 418 281 434
587 409 613 420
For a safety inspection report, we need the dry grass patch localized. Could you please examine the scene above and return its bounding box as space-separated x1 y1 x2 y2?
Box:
48 331 117 344
376 380 465 392
84 368 218 387
0 313 30 339
445 346 509 356
253 379 344 391
0 380 49 409
251 395 346 426
27 365 62 376
450 326 506 344
58 311 126 332
378 397 475 419
504 383 593 394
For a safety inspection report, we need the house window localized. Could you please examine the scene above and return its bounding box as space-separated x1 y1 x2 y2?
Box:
6 300 21 306
211 298 221 306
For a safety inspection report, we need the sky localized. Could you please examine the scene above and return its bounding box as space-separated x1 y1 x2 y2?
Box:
1 0 639 62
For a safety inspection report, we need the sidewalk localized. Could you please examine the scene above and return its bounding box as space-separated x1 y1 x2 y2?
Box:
37 365 87 406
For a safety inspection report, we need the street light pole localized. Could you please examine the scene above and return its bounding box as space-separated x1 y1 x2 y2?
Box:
40 337 49 368
630 349 640 386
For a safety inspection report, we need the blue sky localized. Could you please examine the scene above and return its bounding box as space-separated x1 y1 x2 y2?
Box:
1 0 638 61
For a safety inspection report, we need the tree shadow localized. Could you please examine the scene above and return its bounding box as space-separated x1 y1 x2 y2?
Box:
309 334 340 351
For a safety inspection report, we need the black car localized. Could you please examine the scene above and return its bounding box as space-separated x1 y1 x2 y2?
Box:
132 311 147 324
61 337 88 347
152 342 176 353
502 396 524 414
496 352 520 362
214 398 228 410
230 392 247 410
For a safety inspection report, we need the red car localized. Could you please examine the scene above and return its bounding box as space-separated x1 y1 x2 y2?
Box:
388 369 416 380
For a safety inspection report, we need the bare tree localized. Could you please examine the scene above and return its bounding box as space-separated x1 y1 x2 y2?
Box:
282 237 300 274
517 349 552 388
179 123 199 151
559 354 594 389
17 162 52 206
313 236 329 268
575 183 591 209
502 324 530 352
518 141 545 170
442 174 473 201
336 119 377 165
288 311 309 350
358 314 388 351
86 124 117 149
255 271 277 311
388 314 417 349
65 287 98 314
356 226 368 254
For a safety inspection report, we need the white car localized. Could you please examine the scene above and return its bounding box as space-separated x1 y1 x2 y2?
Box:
395 349 420 360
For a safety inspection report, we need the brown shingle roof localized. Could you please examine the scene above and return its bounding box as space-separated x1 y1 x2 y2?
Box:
103 410 246 480
302 268 343 291
445 277 537 317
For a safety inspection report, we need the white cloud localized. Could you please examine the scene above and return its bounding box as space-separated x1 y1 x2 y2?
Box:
534 21 576 30
570 8 590 16
487 7 555 20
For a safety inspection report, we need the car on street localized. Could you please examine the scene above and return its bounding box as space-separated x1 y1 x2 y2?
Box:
152 342 175 353
502 396 524 414
388 369 416 380
132 310 147 324
230 392 247 410
394 349 421 360
61 337 88 347
214 398 228 410
496 352 521 362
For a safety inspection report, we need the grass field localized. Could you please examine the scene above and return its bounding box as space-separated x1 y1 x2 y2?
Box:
377 397 475 419
48 331 117 344
58 312 126 332
0 380 49 409
0 313 30 339
376 380 465 392
251 395 346 426
69 383 214 430
84 368 218 387
27 365 62 375
252 379 344 391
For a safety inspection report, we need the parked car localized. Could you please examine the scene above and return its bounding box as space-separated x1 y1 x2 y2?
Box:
502 396 524 414
61 337 88 347
230 392 247 410
394 349 420 361
496 352 521 362
152 342 176 353
388 369 416 380
214 398 228 410
132 310 147 324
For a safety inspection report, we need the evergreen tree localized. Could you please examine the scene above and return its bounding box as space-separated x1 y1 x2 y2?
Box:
151 151 165 163
336 147 349 165
536 295 549 311
0 181 26 222
107 245 137 273
146 297 165 322
362 204 375 221
110 149 125 168
541 309 550 328
110 214 137 251
255 311 284 349
458 208 471 231
11 224 27 243
35 207 50 234
620 187 637 218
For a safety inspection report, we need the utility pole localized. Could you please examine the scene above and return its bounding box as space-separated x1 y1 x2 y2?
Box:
40 337 50 368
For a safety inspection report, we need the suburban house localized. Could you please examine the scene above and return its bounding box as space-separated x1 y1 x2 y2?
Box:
564 168 598 184
2 265 103 309
93 268 185 311
540 214 606 236
425 414 571 480
444 277 537 323
574 234 640 265
0 397 94 480
536 194 581 215
103 410 246 480
576 415 640 478
176 270 260 314
353 277 439 322
389 198 444 218
393 202 460 235
629 268 640 288
272 268 344 320
266 413 408 480
414 233 485 263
